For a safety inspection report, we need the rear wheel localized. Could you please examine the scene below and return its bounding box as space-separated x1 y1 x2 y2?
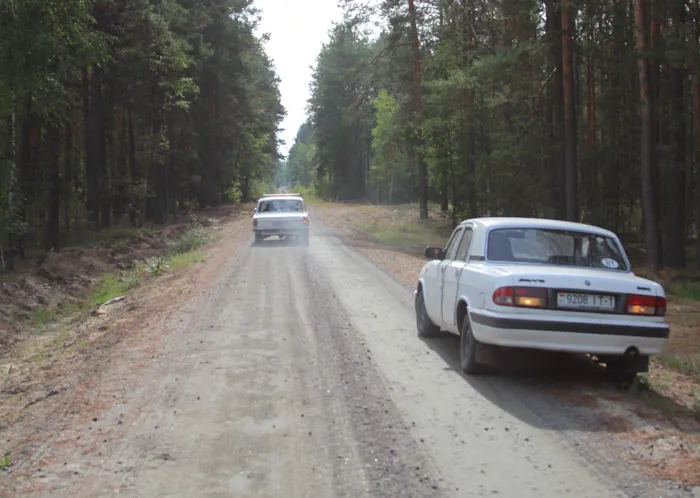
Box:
255 233 263 243
302 232 310 246
415 288 439 337
606 357 640 385
459 316 484 375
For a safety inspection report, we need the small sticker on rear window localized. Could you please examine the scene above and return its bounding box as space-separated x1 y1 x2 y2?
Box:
601 258 619 269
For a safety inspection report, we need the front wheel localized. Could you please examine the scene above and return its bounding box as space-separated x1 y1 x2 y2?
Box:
415 289 439 337
459 316 484 375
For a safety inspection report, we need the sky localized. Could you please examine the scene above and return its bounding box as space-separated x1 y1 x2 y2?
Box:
254 0 343 158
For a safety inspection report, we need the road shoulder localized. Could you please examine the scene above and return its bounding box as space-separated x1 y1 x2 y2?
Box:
311 201 700 494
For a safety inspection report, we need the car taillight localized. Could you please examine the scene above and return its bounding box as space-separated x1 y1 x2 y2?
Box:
253 219 258 227
627 294 666 316
493 287 514 306
493 287 548 308
303 216 308 224
514 287 548 308
656 296 667 316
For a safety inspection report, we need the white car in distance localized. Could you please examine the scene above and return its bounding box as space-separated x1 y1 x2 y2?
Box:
252 193 310 245
414 217 669 382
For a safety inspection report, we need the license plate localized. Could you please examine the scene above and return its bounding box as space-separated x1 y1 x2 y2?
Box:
557 292 615 311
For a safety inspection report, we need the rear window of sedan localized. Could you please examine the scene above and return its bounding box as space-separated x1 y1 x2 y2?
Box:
258 199 304 212
486 228 629 271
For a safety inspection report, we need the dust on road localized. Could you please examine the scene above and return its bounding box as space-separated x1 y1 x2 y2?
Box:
1 215 696 497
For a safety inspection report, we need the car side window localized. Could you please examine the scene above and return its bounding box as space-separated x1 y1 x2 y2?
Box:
444 228 464 260
455 228 474 261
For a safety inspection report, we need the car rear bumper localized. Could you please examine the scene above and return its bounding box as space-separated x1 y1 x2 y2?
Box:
254 227 308 236
469 310 669 355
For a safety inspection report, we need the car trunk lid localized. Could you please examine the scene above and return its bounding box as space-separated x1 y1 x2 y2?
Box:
490 265 661 315
255 212 307 230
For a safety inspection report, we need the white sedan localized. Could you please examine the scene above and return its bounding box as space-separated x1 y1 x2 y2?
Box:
414 217 669 382
252 193 310 245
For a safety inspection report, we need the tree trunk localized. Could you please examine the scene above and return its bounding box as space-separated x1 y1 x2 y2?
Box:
440 159 449 212
561 0 578 222
407 0 429 220
46 127 62 251
15 97 33 261
8 97 17 212
63 119 74 231
663 0 687 267
546 0 566 219
3 97 18 269
634 0 662 270
585 10 598 223
695 79 700 268
448 131 458 228
82 66 100 230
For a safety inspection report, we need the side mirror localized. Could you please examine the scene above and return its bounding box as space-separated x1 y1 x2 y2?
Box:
253 207 257 213
424 246 444 260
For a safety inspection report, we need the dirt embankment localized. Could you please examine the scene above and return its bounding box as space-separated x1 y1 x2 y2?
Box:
311 201 700 488
0 205 252 490
0 208 241 350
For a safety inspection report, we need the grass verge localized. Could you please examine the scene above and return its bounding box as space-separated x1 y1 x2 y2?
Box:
656 355 700 378
30 220 212 325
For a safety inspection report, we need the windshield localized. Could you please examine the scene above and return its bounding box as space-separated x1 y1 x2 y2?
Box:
258 199 304 213
486 228 629 271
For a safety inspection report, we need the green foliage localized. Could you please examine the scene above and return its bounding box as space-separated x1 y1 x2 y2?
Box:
89 273 132 307
656 355 700 378
225 182 243 205
301 0 700 267
121 269 142 291
369 89 413 203
667 282 700 301
172 227 208 254
294 184 319 202
0 452 10 471
309 24 375 200
248 178 277 199
169 250 206 271
141 256 170 277
32 308 57 327
284 121 318 188
0 0 284 265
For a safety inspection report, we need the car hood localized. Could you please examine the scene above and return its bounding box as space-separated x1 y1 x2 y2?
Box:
488 264 663 296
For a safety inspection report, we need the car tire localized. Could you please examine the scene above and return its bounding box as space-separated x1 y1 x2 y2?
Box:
459 316 484 375
415 289 439 337
255 233 263 244
606 358 638 385
302 232 310 246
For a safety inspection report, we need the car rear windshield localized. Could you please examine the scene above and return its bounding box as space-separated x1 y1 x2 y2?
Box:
486 228 629 271
258 199 304 212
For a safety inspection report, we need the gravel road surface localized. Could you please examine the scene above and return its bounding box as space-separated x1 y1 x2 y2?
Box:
11 217 690 497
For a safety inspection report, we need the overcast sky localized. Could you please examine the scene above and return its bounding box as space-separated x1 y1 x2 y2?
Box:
254 0 343 157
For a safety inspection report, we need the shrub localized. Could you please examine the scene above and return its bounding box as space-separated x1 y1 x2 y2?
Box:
173 227 207 254
141 256 170 277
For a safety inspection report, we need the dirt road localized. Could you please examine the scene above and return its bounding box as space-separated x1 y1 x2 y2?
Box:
3 216 696 497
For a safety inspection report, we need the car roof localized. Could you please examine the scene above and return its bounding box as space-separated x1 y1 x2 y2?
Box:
459 217 618 238
257 196 304 202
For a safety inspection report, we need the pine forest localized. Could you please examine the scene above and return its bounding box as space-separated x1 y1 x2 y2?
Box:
283 0 700 271
0 0 284 269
